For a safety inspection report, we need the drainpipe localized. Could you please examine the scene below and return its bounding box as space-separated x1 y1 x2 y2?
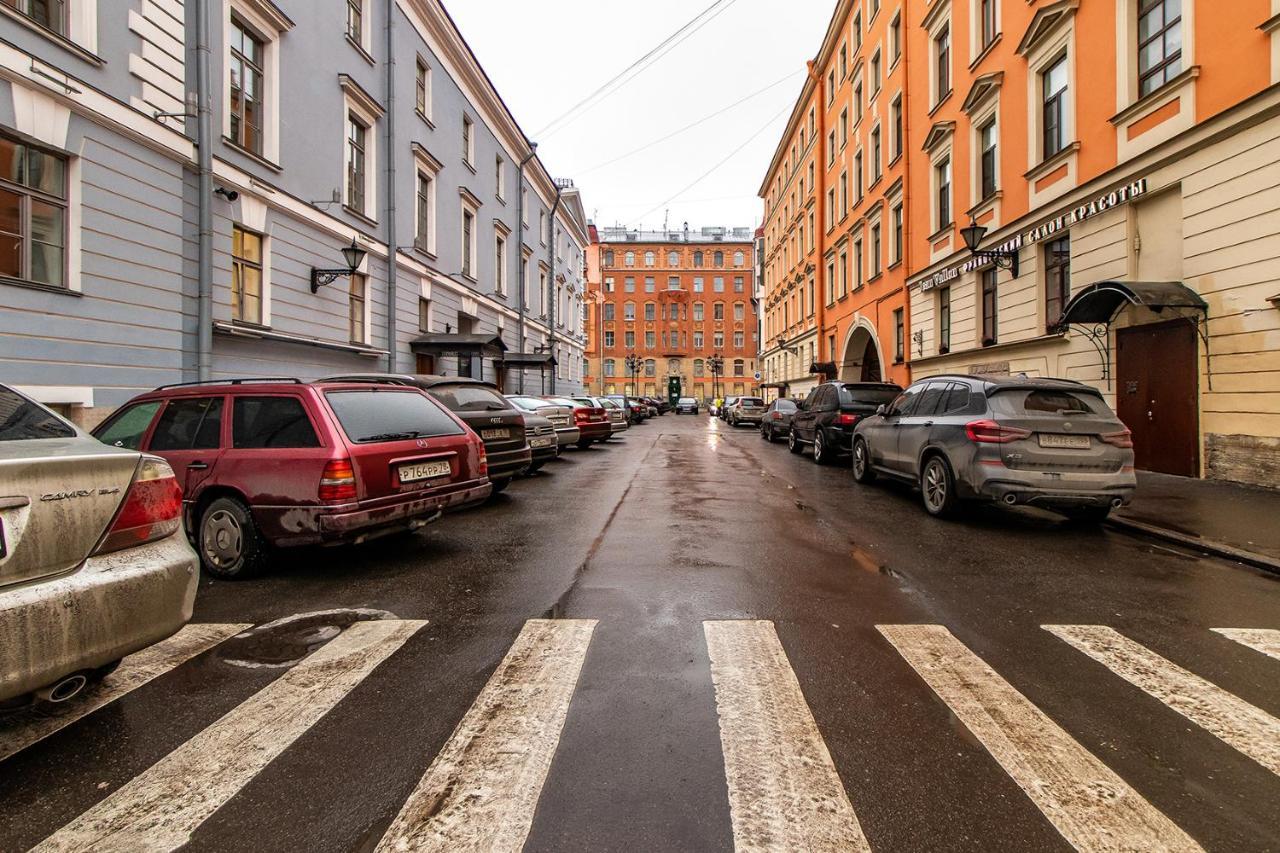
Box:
195 0 213 381
514 145 537 392
383 0 398 372
547 185 563 393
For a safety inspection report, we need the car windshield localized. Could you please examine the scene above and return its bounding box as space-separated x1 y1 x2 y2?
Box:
0 387 76 441
325 390 463 443
429 384 509 412
506 396 548 411
678 398 695 404
839 386 900 406
996 388 1109 417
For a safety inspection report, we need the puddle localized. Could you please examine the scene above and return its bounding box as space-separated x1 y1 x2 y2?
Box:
218 608 398 670
851 542 901 578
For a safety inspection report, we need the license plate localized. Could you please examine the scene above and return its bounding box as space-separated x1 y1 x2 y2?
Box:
398 460 452 483
1039 434 1091 449
481 428 508 440
530 437 554 448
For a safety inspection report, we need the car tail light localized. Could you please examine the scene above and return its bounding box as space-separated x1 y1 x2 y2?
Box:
1101 428 1134 448
965 419 1032 444
835 413 861 427
319 458 357 502
93 456 183 555
477 442 489 477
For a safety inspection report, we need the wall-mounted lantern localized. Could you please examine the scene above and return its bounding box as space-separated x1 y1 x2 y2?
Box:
960 216 1019 278
311 237 368 293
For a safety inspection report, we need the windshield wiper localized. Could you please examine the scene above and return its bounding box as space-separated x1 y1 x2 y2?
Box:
361 430 422 442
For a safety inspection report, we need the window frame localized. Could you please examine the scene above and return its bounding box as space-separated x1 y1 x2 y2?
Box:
231 223 265 326
0 134 69 290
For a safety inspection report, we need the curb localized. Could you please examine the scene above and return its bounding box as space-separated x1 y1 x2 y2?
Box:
1106 516 1280 575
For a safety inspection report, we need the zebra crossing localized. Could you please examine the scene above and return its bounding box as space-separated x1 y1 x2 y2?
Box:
2 618 1277 852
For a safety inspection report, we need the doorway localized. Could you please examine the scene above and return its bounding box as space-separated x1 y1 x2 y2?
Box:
1116 320 1199 477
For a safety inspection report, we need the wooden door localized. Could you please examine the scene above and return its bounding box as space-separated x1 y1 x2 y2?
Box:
415 354 435 374
1116 320 1199 477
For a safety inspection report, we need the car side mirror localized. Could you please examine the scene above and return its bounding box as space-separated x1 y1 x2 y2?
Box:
876 404 888 416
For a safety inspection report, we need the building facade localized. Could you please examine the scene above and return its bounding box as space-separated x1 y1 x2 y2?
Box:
905 0 1280 486
0 0 587 428
584 226 758 402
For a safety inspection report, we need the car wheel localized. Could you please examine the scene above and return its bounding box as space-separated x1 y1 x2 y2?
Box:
920 455 960 518
199 496 269 580
813 431 830 465
577 439 592 449
852 438 877 484
759 423 769 441
527 462 545 474
788 430 803 454
1061 505 1112 524
490 478 511 495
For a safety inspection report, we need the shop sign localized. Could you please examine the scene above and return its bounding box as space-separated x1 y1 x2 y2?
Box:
919 178 1149 292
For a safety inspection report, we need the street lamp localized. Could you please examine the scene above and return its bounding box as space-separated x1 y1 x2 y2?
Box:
310 237 368 293
707 353 724 402
960 216 1020 278
624 352 642 397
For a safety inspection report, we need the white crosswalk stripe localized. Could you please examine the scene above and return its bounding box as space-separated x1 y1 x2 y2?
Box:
1046 625 1280 776
880 624 1201 853
0 623 248 764
376 618 596 853
704 620 871 853
1212 628 1280 662
33 619 425 853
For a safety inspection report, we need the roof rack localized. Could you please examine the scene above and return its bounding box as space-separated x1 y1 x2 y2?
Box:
154 377 304 391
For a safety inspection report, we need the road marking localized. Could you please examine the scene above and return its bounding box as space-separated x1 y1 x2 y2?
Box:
1047 625 1280 776
704 620 871 852
880 624 1200 853
0 623 249 764
1212 628 1280 662
376 618 597 853
33 619 424 853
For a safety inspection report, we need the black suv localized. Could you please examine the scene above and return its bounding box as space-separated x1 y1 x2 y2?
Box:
788 381 902 465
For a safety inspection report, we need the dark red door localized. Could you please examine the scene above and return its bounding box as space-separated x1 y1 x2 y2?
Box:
1116 320 1199 477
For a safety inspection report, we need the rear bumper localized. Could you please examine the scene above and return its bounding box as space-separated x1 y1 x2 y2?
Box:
529 442 558 463
0 535 198 702
607 420 630 434
968 467 1137 508
486 446 533 481
317 480 492 539
577 423 611 441
733 414 764 424
554 427 581 447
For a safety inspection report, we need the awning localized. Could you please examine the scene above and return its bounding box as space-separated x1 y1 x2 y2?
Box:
759 381 790 389
409 333 508 356
810 361 837 375
1055 280 1207 329
502 352 558 367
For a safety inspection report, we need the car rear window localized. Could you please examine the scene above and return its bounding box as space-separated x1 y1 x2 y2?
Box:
428 384 508 412
739 398 764 406
996 389 1108 416
233 396 322 448
773 399 798 411
839 386 900 406
325 390 462 443
0 387 75 440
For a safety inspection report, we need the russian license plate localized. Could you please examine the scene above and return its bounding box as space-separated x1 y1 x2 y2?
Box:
398 460 452 483
530 437 554 448
481 428 508 440
1039 433 1091 449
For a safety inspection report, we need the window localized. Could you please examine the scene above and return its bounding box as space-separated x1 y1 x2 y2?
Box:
734 250 745 267
871 126 882 181
644 251 655 267
694 359 705 376
854 80 864 123
980 119 998 199
693 276 703 292
713 331 724 348
693 251 704 267
645 331 655 349
827 69 836 104
668 276 680 290
346 113 367 214
893 308 904 362
645 276 655 292
891 96 903 159
644 302 656 321
839 171 848 216
890 13 902 62
935 26 951 101
495 156 505 200
644 359 656 376
349 273 367 344
415 60 431 118
733 358 744 375
693 302 704 322
1044 236 1071 331
0 136 67 288
1042 55 1069 158
604 358 616 376
625 330 635 348
668 250 679 266
891 204 903 265
981 269 998 345
604 303 615 321
855 151 864 198
625 251 635 267
229 16 265 155
151 398 224 452
624 301 636 320
1138 0 1182 96
871 50 882 93
840 43 848 78
713 302 725 321
4 0 67 34
938 287 951 352
854 238 864 288
980 0 997 49
714 250 724 266
604 276 614 293
828 130 836 166
714 276 725 293
871 223 882 277
604 331 615 348
462 116 475 166
624 276 635 292
734 276 744 293
346 0 363 44
235 396 321 448
936 157 952 228
231 225 263 325
694 331 704 348
414 170 433 252
734 303 745 321
494 233 506 295
853 12 862 49
604 250 615 267
840 109 849 148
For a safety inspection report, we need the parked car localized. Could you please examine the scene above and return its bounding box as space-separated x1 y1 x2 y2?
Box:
522 412 559 472
1 384 197 708
760 398 798 441
789 382 903 464
636 397 658 418
507 395 581 450
93 379 490 578
851 375 1137 520
675 396 699 414
727 396 766 427
328 375 530 494
544 396 611 447
718 396 741 421
612 395 649 423
654 397 672 414
576 396 629 437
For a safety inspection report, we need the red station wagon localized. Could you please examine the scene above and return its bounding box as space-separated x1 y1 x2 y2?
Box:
92 379 491 579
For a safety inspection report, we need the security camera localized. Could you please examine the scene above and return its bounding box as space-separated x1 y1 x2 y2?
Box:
214 187 239 202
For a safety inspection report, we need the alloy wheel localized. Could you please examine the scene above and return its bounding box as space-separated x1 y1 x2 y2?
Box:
854 441 867 478
202 509 244 570
923 459 948 513
814 432 825 464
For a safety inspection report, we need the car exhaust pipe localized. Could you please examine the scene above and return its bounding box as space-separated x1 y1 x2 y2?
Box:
36 672 89 704
1110 498 1123 509
1003 493 1018 505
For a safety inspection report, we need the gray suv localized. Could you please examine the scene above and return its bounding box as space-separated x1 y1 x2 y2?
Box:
852 375 1136 521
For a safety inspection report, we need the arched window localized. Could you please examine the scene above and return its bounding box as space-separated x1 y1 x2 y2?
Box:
667 251 679 266
625 251 635 267
714 250 724 266
603 250 615 266
624 301 635 320
603 358 616 376
644 251 655 267
694 359 705 376
644 358 656 376
733 359 745 376
713 302 725 320
733 251 745 267
693 251 704 267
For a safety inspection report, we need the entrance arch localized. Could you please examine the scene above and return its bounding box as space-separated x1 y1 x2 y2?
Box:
838 320 885 382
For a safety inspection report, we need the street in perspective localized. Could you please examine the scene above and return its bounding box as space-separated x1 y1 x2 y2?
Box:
1 0 1279 851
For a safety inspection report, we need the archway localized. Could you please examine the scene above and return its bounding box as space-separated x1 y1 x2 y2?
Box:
839 324 884 382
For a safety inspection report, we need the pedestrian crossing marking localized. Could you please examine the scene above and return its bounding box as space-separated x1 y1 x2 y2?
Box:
32 619 425 853
0 623 250 764
880 624 1202 853
375 618 597 853
1212 628 1280 662
704 620 871 853
1046 625 1280 776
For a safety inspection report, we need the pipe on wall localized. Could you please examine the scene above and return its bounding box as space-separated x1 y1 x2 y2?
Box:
547 187 563 394
195 0 213 381
514 145 537 393
383 0 398 372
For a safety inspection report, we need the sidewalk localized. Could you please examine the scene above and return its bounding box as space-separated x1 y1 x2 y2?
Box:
1109 472 1280 572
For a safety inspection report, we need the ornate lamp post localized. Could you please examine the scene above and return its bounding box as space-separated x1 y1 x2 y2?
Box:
707 353 724 402
624 352 642 397
960 216 1020 278
310 237 368 293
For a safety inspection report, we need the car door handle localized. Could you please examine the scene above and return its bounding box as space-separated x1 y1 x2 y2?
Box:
187 462 209 470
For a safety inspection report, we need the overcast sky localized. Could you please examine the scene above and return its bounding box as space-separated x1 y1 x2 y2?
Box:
445 0 834 233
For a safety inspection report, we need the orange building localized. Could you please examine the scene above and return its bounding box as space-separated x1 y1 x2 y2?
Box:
759 0 913 403
904 0 1280 485
584 226 759 402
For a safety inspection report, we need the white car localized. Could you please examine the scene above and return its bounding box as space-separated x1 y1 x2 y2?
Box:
0 385 198 708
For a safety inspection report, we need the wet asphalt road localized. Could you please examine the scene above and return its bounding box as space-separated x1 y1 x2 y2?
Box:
3 412 1279 852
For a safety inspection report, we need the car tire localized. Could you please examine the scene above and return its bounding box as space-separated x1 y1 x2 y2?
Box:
490 478 511 495
759 423 769 441
1062 506 1112 524
852 438 877 484
788 430 803 454
920 455 960 518
198 496 269 580
577 439 592 450
812 430 830 465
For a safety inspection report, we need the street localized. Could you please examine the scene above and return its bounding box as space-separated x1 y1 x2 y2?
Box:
2 413 1278 852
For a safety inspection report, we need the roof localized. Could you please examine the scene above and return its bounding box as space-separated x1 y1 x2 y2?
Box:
1055 281 1207 328
593 226 755 245
408 333 508 353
